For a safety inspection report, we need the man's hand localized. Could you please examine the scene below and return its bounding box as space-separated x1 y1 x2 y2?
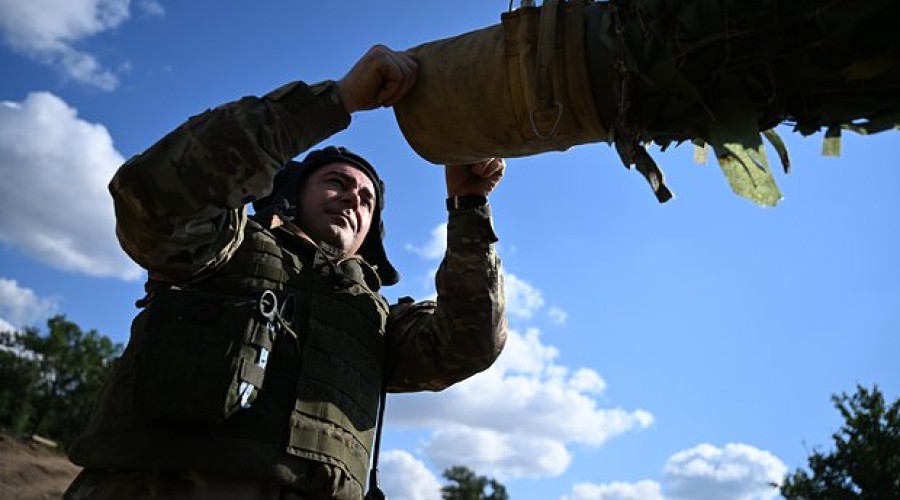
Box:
445 158 506 197
338 45 418 113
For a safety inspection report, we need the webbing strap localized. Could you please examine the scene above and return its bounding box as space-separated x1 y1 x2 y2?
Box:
535 0 560 109
220 233 289 285
294 387 376 441
249 325 275 350
289 414 372 486
240 359 266 387
365 387 388 500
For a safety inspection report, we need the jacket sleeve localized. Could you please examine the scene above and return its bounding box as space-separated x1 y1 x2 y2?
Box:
385 204 508 392
109 80 350 283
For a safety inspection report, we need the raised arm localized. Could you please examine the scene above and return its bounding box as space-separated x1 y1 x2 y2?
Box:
109 45 417 283
386 159 508 392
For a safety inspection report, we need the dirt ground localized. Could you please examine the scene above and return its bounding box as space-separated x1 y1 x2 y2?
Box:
0 431 80 500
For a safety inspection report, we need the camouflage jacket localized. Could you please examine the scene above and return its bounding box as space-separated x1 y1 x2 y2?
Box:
109 79 507 393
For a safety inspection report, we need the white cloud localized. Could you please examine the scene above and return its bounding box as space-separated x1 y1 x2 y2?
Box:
136 0 165 18
387 327 652 479
567 368 607 395
547 305 568 325
395 236 647 480
0 278 57 329
505 273 545 320
0 92 141 280
0 317 17 334
405 222 447 260
663 443 787 500
0 0 131 89
564 443 786 500
380 450 442 500
563 480 665 500
423 425 572 479
494 327 558 375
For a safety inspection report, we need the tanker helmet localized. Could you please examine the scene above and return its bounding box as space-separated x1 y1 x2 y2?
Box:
253 146 399 286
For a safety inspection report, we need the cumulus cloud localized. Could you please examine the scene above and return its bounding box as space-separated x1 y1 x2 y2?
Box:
405 222 447 260
547 305 568 325
397 223 647 480
0 278 57 329
0 317 14 334
0 0 131 89
380 450 442 500
136 0 165 18
505 273 545 320
494 327 559 376
663 443 787 500
568 443 785 500
387 327 652 479
563 480 665 500
423 425 573 479
0 92 141 280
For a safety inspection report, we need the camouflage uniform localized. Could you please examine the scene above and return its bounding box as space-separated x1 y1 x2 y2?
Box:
65 80 507 500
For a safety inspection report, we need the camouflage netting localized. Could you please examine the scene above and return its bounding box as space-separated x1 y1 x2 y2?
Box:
584 0 900 204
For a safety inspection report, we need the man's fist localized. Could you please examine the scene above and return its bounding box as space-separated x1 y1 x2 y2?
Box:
338 45 418 113
445 158 506 197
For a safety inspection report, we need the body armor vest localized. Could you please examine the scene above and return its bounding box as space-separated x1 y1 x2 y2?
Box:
69 219 389 493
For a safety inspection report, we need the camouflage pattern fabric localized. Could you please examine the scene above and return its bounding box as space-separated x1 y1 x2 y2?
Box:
385 203 507 392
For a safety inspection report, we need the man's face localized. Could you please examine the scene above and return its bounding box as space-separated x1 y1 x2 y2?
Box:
296 162 376 255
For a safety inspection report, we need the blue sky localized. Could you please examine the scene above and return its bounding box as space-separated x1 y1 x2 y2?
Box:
1 1 898 499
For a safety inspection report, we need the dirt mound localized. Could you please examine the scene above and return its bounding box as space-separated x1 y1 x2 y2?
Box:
0 431 80 500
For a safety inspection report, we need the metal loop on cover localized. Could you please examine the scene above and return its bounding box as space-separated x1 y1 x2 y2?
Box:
258 290 278 321
530 102 564 140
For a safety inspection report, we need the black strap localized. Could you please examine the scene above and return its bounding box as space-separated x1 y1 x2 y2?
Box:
446 194 488 211
364 386 388 500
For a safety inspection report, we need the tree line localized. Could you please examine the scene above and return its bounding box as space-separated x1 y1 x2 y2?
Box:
1 316 897 498
0 315 121 449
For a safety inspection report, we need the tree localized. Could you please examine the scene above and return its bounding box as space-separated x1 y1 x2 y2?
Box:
441 465 509 500
780 384 900 499
0 315 122 448
0 338 41 433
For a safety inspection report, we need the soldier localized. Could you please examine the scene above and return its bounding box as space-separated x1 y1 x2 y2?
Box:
63 45 507 500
